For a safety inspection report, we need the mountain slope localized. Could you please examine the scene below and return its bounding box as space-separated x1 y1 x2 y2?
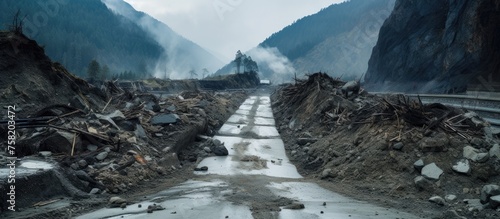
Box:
215 0 395 82
260 0 395 79
0 0 222 79
365 0 500 93
102 0 224 79
0 0 161 76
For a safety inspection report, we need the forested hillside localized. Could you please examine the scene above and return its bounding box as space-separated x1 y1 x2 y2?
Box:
102 0 224 79
0 0 162 77
216 0 394 81
0 0 222 79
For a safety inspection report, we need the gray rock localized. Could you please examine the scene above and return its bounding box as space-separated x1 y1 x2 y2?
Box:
109 196 127 206
155 133 164 137
135 124 147 139
70 163 79 170
198 108 207 117
39 151 52 157
75 170 93 182
213 139 223 147
480 184 500 204
445 194 457 202
463 146 480 161
90 188 100 195
297 138 317 146
194 166 208 171
158 153 181 168
419 133 449 152
476 153 489 163
490 195 500 209
203 147 211 153
464 199 484 211
452 159 471 174
212 145 229 156
341 80 360 98
96 152 108 161
283 202 305 210
117 120 136 131
414 159 424 171
414 176 434 191
145 102 161 112
321 169 332 179
429 196 446 206
151 114 180 125
124 102 134 110
490 144 500 158
87 144 98 152
166 105 176 112
421 163 443 180
95 110 125 130
42 130 82 154
392 142 404 150
78 159 88 168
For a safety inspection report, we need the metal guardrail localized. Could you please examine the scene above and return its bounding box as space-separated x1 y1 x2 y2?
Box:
373 92 500 126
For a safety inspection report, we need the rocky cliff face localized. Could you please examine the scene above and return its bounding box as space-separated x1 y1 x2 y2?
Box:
365 0 500 93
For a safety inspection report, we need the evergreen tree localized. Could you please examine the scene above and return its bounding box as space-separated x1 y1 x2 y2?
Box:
234 50 243 74
101 64 110 80
87 59 101 80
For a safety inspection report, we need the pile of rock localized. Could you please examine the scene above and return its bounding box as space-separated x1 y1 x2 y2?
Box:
271 73 500 218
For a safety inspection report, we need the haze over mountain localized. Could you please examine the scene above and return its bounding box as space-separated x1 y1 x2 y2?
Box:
102 0 224 79
215 0 395 83
0 0 222 79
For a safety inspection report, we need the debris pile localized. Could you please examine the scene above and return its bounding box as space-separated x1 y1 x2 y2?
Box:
272 72 500 218
0 31 249 214
0 31 107 118
9 86 246 194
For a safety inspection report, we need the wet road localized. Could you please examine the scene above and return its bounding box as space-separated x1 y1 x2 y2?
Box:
78 94 419 219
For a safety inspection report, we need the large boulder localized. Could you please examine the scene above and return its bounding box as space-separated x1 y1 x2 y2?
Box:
41 130 82 154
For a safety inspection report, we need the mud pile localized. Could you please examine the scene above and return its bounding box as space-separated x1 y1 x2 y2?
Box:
272 72 500 218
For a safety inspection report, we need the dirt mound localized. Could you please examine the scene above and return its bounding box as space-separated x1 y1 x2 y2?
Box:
0 31 107 117
272 72 500 218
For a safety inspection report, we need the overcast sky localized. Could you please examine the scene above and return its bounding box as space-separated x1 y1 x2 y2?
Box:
123 0 344 62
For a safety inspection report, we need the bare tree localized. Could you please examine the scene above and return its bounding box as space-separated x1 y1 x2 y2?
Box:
9 10 26 34
189 69 198 79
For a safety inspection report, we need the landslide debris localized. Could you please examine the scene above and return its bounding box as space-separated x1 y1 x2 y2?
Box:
272 72 500 218
0 31 250 217
0 31 107 117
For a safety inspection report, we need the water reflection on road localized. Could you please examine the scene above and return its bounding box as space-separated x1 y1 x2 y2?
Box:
78 94 419 219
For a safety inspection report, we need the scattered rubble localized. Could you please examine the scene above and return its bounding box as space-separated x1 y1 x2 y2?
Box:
0 31 251 216
271 72 500 218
